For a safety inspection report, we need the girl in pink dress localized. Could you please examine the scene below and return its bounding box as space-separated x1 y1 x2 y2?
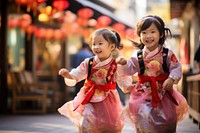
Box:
58 28 132 133
117 15 189 133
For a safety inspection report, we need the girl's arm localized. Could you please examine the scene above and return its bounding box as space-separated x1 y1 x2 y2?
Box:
167 50 182 84
163 50 182 90
59 58 90 86
117 55 139 76
116 68 134 93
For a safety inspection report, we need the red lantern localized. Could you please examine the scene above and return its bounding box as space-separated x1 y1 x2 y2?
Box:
52 0 69 11
97 16 111 27
15 0 28 6
77 8 94 19
34 28 45 38
26 25 35 35
8 17 19 29
37 0 46 4
18 14 32 30
112 23 126 31
125 28 136 38
76 17 88 27
54 29 63 40
45 29 54 40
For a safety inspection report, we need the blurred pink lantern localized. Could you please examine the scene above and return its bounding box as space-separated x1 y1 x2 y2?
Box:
8 17 19 29
25 25 35 35
45 29 54 40
97 16 111 27
18 14 32 30
112 23 126 31
34 28 45 38
15 0 28 6
52 0 69 11
54 29 63 40
125 28 136 38
76 17 88 27
77 8 94 19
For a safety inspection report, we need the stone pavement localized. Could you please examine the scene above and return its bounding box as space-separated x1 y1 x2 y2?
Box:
0 113 199 133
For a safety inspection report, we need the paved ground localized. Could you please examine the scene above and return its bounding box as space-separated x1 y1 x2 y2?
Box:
0 113 199 133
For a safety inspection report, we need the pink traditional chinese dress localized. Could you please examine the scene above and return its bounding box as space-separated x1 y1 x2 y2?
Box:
119 45 189 133
58 56 131 133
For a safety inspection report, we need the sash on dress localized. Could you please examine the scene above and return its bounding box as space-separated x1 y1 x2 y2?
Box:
138 73 178 107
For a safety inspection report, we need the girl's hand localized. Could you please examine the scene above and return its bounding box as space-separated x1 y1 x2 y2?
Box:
116 57 127 65
124 84 136 93
162 78 174 91
58 68 72 79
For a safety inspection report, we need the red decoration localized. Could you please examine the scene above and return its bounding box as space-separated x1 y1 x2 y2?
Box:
97 16 111 27
125 28 136 38
15 0 28 6
26 25 35 35
34 28 45 38
8 17 19 29
52 0 69 11
18 14 32 30
37 0 46 4
45 29 54 40
54 29 64 40
77 8 94 19
76 17 88 27
112 23 126 31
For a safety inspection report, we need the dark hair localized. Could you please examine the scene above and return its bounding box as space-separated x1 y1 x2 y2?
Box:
90 28 123 50
131 15 172 49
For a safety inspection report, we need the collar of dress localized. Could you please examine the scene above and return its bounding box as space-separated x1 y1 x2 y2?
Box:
93 55 113 68
143 45 162 59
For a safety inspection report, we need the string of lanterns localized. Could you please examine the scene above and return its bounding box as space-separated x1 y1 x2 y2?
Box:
10 0 136 40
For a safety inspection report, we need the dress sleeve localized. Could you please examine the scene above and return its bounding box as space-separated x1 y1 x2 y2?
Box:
116 66 133 93
167 49 182 84
117 54 139 76
69 58 89 83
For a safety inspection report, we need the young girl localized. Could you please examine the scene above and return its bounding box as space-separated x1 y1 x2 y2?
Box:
117 15 189 133
58 28 132 133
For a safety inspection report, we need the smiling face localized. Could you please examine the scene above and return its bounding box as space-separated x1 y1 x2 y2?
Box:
140 23 161 51
91 35 115 61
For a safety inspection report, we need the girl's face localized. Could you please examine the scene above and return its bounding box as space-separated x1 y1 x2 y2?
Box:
91 35 115 61
140 23 161 51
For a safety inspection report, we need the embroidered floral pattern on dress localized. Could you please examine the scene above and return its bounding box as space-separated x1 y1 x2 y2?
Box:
145 60 161 76
91 69 108 84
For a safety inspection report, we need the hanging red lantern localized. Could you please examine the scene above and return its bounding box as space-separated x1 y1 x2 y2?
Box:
112 23 126 31
34 28 45 38
97 16 111 27
125 28 136 38
26 25 35 35
76 17 88 27
18 14 32 30
52 0 69 11
8 17 19 29
45 29 54 40
15 0 28 6
54 29 64 40
77 8 94 19
37 0 47 4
